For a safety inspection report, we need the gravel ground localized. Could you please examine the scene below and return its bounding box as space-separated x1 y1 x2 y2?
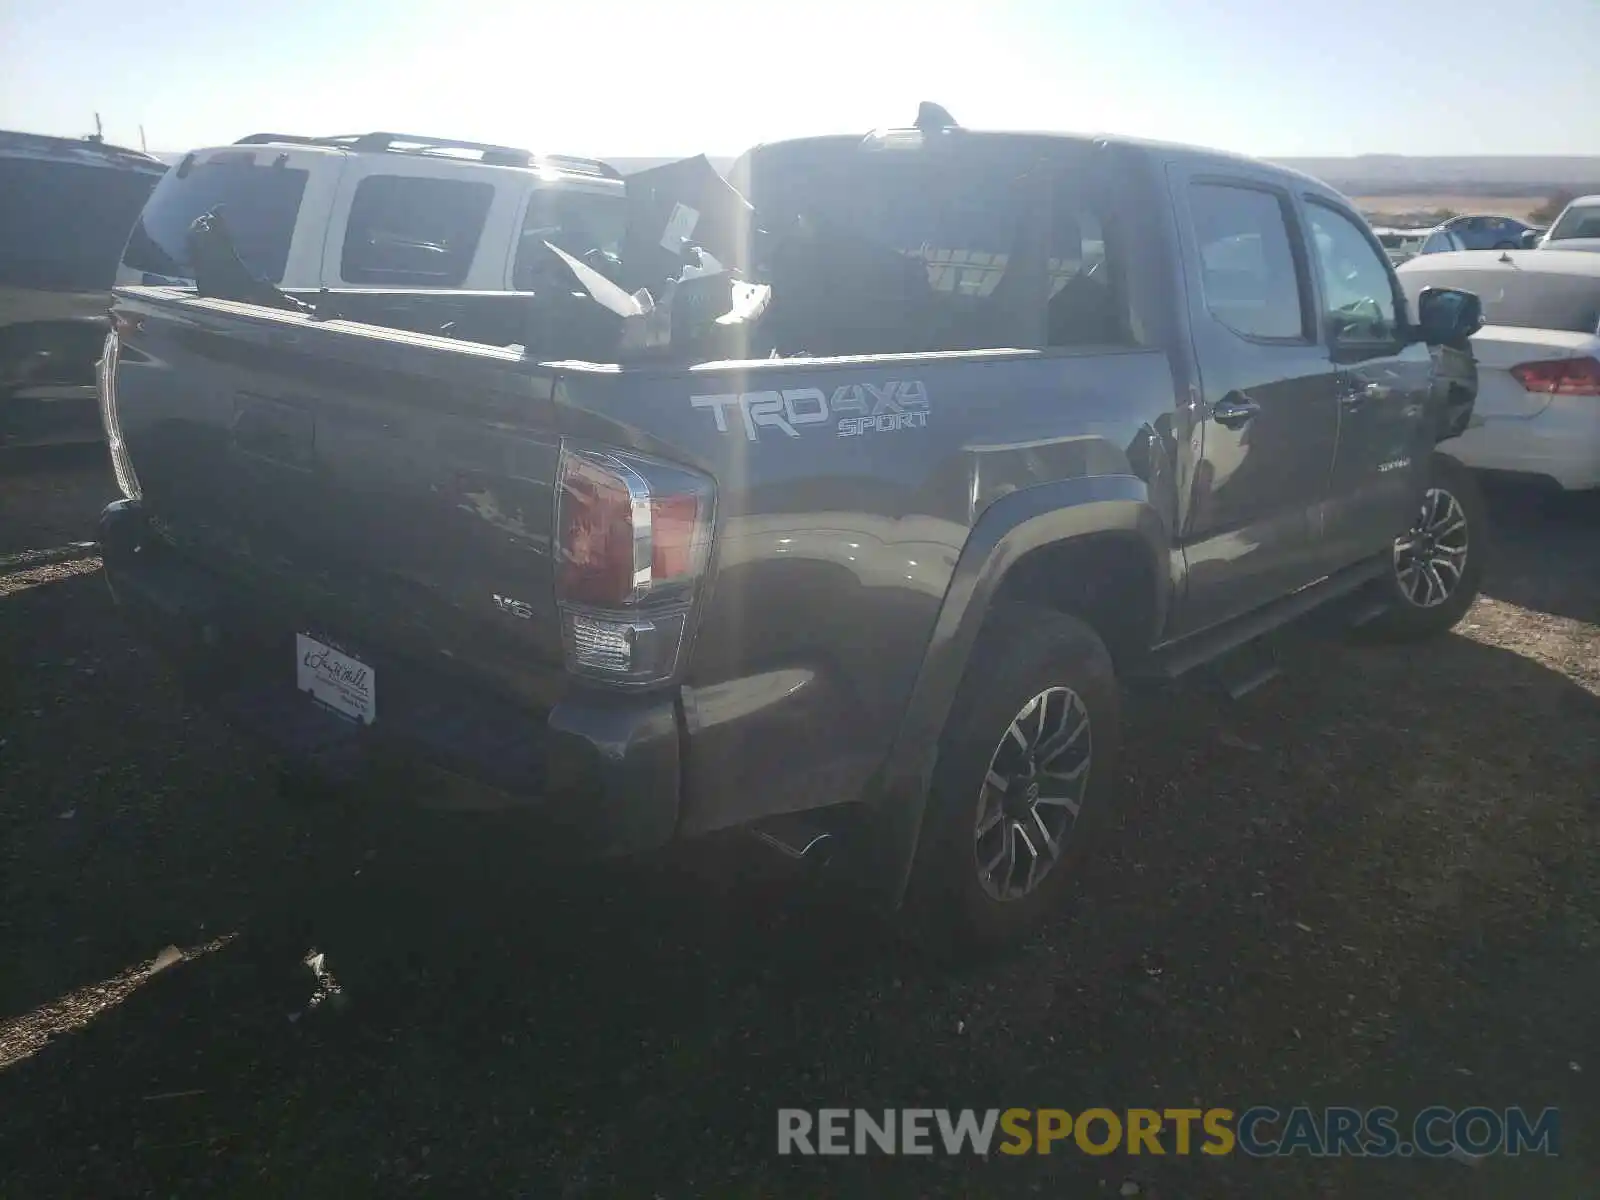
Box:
1 450 1596 1199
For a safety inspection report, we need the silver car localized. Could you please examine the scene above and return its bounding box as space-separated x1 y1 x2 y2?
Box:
1377 226 1466 267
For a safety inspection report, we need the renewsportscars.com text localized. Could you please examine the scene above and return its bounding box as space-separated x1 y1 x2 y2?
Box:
777 1106 1560 1158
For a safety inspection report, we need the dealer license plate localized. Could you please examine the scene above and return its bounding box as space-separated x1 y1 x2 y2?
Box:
296 633 376 725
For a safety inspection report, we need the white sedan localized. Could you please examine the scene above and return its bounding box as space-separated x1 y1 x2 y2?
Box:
1537 194 1600 254
1398 250 1600 492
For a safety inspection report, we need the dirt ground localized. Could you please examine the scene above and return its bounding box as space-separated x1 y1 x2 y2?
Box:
1351 195 1550 224
1 449 1595 1199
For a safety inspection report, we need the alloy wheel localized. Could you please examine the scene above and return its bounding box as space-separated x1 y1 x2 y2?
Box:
1393 486 1469 609
973 686 1092 901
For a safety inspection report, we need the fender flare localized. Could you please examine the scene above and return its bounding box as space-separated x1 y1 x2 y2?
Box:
851 473 1170 911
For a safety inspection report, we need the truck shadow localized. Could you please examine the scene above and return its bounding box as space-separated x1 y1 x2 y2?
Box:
2 570 1596 1195
0 445 115 556
1479 479 1600 624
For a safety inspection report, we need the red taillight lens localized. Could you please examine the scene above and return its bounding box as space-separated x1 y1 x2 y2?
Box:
554 443 715 685
556 452 635 606
1510 357 1600 396
649 493 701 580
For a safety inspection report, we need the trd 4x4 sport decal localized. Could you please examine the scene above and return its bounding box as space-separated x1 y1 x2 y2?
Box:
690 381 930 442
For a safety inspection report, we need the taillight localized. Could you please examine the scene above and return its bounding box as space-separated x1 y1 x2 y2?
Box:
98 330 142 502
554 443 714 685
1510 357 1600 396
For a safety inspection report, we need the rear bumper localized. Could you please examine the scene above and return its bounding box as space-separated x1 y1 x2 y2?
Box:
98 500 682 856
1442 397 1600 491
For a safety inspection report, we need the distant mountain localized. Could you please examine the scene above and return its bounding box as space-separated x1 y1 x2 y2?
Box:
1271 155 1600 194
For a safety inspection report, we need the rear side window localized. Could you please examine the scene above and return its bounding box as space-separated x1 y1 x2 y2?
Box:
122 155 307 282
341 176 494 286
0 158 159 288
1188 183 1306 340
512 188 628 289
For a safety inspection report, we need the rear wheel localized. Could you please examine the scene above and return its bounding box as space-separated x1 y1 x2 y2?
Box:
1362 452 1486 640
903 606 1121 954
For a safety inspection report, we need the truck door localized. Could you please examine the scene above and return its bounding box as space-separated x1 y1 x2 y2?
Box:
1297 197 1436 569
1166 168 1341 637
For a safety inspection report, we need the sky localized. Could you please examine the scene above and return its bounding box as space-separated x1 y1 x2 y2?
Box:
3 0 1598 159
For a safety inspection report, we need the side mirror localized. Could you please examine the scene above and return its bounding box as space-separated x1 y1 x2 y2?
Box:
1416 286 1483 346
1520 229 1541 249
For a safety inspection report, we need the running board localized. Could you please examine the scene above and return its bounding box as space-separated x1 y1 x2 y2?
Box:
1149 556 1388 680
750 813 835 863
1211 639 1282 700
1342 595 1393 628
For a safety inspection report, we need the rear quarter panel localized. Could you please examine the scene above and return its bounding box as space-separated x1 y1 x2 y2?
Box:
555 348 1182 834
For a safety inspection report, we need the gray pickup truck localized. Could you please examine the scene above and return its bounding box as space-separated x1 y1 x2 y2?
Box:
2 130 165 447
97 113 1486 949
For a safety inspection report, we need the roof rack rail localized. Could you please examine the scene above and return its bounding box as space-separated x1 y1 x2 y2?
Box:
233 132 332 147
231 131 623 179
539 153 627 180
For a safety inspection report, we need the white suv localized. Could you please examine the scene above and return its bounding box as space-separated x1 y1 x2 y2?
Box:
116 132 627 292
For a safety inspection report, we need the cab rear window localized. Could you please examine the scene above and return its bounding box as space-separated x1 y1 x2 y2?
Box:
122 155 307 282
738 141 1131 355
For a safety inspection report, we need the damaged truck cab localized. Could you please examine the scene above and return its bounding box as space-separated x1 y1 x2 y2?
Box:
98 114 1486 949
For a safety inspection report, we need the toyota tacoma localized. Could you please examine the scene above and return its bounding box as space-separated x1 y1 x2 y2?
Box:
96 109 1485 949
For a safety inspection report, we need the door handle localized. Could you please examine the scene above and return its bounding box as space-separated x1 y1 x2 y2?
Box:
1212 393 1261 429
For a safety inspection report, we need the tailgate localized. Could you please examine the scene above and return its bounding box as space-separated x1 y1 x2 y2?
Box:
107 289 569 707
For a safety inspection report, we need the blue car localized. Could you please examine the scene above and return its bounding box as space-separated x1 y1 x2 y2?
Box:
1437 213 1540 250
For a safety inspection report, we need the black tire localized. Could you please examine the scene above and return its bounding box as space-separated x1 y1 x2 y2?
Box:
1361 452 1487 640
902 605 1121 955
